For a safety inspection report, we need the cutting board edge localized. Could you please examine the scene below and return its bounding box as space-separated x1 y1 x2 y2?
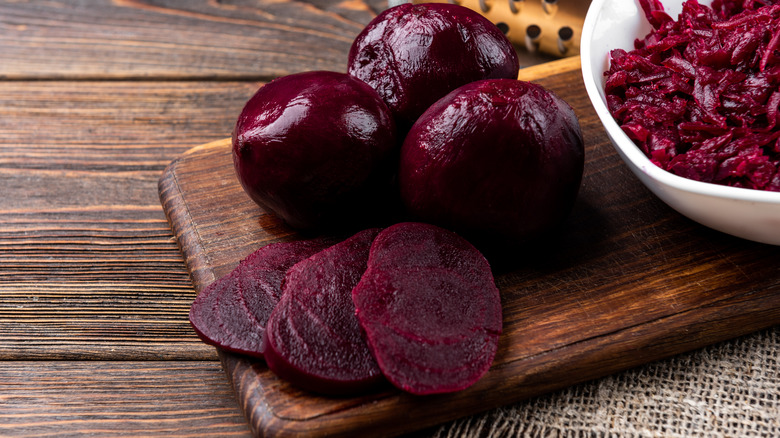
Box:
517 55 581 81
158 138 233 290
226 288 780 437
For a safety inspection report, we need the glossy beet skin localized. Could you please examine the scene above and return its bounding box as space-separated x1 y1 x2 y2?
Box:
399 79 584 245
348 3 520 130
232 71 397 230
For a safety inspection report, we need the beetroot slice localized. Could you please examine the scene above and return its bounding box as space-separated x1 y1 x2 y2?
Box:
263 228 385 395
188 270 242 351
233 238 335 331
352 222 502 395
188 238 333 358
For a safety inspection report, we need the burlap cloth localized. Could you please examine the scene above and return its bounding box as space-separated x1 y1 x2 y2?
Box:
428 326 778 437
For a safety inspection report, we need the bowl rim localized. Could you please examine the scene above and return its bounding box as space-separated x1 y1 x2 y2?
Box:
580 0 780 205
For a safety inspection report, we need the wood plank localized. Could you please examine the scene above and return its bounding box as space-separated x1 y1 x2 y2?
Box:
0 207 208 361
158 57 780 436
0 81 262 360
0 0 387 80
0 361 251 437
0 81 260 162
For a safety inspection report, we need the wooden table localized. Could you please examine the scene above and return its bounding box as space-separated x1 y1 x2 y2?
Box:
1 1 778 437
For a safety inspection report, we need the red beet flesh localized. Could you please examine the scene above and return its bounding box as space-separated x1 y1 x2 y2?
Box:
347 3 519 129
188 270 244 353
232 71 398 230
605 0 780 191
263 229 385 395
188 238 333 358
399 79 584 245
352 222 502 395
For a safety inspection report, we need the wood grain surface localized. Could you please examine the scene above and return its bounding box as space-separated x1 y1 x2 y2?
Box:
0 78 258 433
0 81 262 361
2 0 779 436
0 0 384 80
0 1 383 434
0 82 256 434
0 361 251 436
159 57 780 437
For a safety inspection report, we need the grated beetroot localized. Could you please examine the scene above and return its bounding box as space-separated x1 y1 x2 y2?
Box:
605 0 780 191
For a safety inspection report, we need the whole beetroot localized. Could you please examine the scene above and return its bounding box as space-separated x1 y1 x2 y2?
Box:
399 79 584 245
232 71 397 230
348 3 519 130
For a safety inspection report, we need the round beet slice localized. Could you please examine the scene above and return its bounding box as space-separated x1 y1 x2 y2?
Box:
263 228 384 395
352 222 502 395
347 3 519 129
188 238 334 358
234 238 335 332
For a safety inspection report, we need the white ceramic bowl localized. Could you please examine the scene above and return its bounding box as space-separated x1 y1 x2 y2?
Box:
580 0 780 245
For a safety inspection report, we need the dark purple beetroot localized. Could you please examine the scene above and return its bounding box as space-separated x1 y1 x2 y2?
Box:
232 71 397 230
604 0 780 191
352 222 502 395
399 79 584 245
263 228 384 395
347 3 520 129
188 238 334 358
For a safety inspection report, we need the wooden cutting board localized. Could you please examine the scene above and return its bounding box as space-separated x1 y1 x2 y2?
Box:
158 57 780 437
